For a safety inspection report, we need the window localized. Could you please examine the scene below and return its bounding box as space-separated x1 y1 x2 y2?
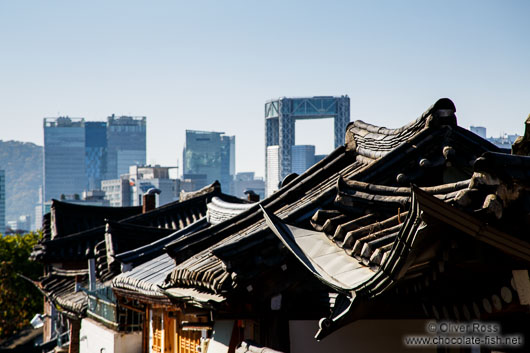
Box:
178 329 201 353
152 312 163 353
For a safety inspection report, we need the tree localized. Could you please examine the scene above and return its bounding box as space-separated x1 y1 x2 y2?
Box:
0 232 43 338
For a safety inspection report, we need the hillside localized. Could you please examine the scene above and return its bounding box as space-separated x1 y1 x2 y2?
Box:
0 141 42 226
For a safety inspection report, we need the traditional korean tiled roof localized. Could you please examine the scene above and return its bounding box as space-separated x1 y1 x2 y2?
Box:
112 218 209 268
267 148 530 339
31 181 252 322
163 98 499 296
98 218 210 282
31 181 241 263
314 178 470 268
46 200 142 240
207 196 255 225
31 97 530 345
31 226 104 262
312 178 530 339
112 253 175 298
111 251 226 308
36 272 89 317
162 287 225 307
158 100 530 346
94 222 176 282
112 199 257 301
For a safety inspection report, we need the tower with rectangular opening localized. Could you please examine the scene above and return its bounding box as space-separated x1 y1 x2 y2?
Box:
265 96 350 196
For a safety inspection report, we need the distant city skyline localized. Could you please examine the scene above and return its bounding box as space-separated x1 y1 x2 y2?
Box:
1 1 529 177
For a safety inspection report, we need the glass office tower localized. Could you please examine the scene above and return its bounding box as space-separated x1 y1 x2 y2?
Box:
43 117 87 202
43 115 146 204
182 130 235 192
85 122 108 190
106 115 147 179
291 145 316 175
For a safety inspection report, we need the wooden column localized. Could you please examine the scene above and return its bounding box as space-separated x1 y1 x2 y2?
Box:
68 318 81 353
143 307 150 353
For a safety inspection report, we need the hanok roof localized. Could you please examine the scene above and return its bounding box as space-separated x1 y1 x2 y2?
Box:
46 200 142 240
35 269 90 318
162 98 499 295
31 181 242 263
112 199 256 302
31 181 251 321
160 99 530 341
110 219 212 295
112 253 175 299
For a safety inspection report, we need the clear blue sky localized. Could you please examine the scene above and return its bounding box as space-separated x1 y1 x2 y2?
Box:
1 1 529 177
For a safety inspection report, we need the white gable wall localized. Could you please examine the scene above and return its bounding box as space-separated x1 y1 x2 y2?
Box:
79 318 142 353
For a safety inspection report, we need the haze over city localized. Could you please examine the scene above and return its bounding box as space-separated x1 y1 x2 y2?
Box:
1 0 530 177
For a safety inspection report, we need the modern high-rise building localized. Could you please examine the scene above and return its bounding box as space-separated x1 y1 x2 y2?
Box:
470 126 486 139
43 115 146 205
128 165 178 207
102 165 178 207
43 117 87 202
85 121 108 190
106 115 146 179
265 96 350 196
182 130 235 192
231 172 265 200
0 170 5 233
101 178 131 207
265 146 280 197
291 145 316 175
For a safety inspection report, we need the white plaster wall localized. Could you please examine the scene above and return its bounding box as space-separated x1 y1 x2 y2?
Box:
115 330 142 353
289 320 436 353
80 318 116 353
79 318 142 353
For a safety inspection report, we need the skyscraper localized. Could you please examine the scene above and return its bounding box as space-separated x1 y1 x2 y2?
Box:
264 96 350 196
265 146 280 197
43 117 86 202
182 130 235 192
291 145 316 175
470 126 487 139
85 121 107 190
106 115 146 179
0 170 5 233
43 115 146 204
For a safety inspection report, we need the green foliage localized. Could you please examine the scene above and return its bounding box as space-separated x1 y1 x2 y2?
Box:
0 140 43 223
0 232 43 338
